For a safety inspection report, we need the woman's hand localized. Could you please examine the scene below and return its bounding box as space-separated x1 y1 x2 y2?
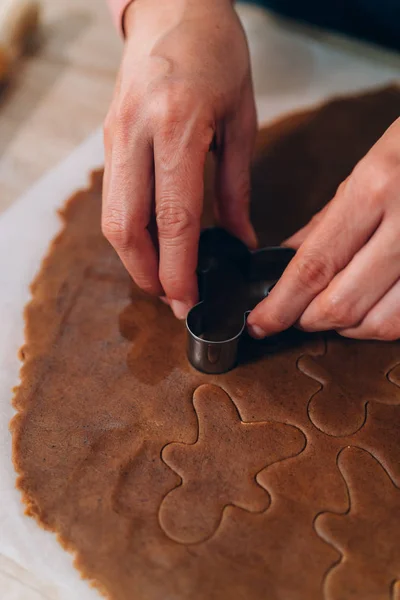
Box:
248 117 400 341
103 0 257 319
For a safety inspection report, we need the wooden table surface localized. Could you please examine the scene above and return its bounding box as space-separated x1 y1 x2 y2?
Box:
0 0 121 215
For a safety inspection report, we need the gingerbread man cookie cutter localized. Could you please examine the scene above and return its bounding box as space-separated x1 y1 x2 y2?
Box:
186 228 296 374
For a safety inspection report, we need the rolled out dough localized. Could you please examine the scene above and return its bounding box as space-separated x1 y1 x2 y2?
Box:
12 86 400 600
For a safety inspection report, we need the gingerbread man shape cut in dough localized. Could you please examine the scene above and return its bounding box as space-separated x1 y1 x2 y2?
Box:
159 384 306 544
299 336 400 436
316 447 400 600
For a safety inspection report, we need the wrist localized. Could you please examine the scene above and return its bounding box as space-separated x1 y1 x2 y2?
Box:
124 0 234 39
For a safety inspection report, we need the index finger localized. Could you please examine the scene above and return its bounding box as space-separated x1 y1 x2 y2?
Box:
247 176 383 337
154 128 211 319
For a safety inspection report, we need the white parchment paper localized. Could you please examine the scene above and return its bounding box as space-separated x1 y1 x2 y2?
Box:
0 7 399 599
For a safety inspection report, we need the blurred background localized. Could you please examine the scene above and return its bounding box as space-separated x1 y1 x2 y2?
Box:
0 0 121 214
0 0 399 216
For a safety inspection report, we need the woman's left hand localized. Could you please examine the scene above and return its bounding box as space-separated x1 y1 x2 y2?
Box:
247 117 400 341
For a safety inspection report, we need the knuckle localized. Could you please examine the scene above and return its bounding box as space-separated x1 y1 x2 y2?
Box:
351 160 390 208
151 82 193 124
295 254 333 292
149 81 210 144
324 296 356 328
102 208 133 249
265 308 292 332
149 89 177 134
159 270 185 297
156 203 195 239
116 96 136 124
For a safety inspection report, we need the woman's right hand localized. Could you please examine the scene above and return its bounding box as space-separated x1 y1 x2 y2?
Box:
102 0 257 319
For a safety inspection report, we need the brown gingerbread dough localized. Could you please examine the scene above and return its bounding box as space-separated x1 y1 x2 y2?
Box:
11 85 400 600
316 447 400 600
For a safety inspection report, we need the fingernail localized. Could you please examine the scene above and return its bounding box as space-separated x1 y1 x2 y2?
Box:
170 299 190 320
247 323 267 339
160 296 169 306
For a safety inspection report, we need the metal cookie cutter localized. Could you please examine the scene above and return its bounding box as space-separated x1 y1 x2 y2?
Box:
186 228 296 374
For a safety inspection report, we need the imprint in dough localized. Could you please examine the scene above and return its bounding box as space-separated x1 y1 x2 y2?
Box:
299 335 400 436
316 447 400 600
159 384 305 544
